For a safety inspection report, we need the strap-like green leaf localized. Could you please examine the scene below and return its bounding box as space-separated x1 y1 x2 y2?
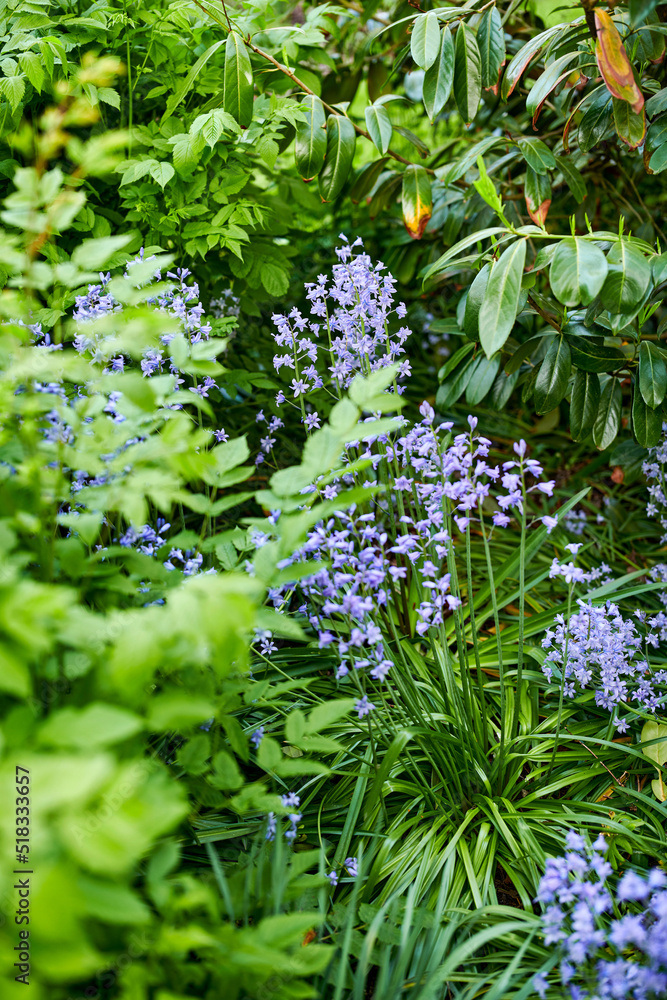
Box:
295 95 327 179
411 11 441 70
639 340 667 408
477 8 505 92
534 336 571 414
478 240 527 358
570 370 601 441
224 31 253 128
422 25 454 121
592 376 622 450
318 115 356 202
453 23 482 124
401 164 432 239
632 383 663 447
364 103 393 155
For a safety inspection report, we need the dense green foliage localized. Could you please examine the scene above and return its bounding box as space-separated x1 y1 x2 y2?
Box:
1 2 667 999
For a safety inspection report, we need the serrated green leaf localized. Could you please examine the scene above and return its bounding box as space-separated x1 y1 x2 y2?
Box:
454 23 482 124
478 240 527 358
570 370 601 441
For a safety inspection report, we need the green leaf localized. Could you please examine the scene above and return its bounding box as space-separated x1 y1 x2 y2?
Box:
305 699 356 734
550 238 608 307
349 158 388 204
534 336 571 414
98 87 120 110
150 162 175 189
463 264 490 341
162 39 226 121
465 353 501 405
364 103 393 155
422 25 454 121
567 335 626 373
578 89 613 152
633 385 663 447
556 157 587 203
39 702 142 749
477 8 505 92
599 242 652 315
517 137 556 174
71 235 135 270
526 51 581 127
224 31 254 128
570 370 601 441
478 240 527 358
295 95 327 179
613 97 646 149
401 164 432 239
411 12 441 70
592 377 622 450
639 341 667 408
318 115 356 202
501 25 562 100
454 23 482 124
0 75 25 113
524 166 551 228
436 356 477 408
19 52 45 93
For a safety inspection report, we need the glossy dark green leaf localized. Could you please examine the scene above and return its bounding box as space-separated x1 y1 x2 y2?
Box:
436 355 476 408
570 370 601 441
524 166 551 228
295 95 326 180
632 384 663 447
402 164 432 239
556 157 587 203
599 242 652 315
465 352 501 405
478 239 527 359
368 171 401 219
501 24 562 101
613 97 646 150
364 103 393 155
526 51 581 127
454 23 482 124
550 238 608 307
422 25 454 121
592 377 622 450
223 31 253 128
490 368 520 409
477 8 505 92
393 125 430 158
505 334 553 374
517 137 556 175
567 335 625 373
639 340 667 408
534 337 571 414
630 0 661 26
318 115 356 202
463 263 490 341
578 90 613 152
411 11 441 70
349 158 388 204
522 362 541 403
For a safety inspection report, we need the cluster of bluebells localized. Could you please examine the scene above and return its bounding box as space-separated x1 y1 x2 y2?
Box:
548 542 613 588
263 405 560 718
266 792 302 842
269 235 411 421
327 856 359 887
541 601 666 731
534 830 667 1000
644 428 667 639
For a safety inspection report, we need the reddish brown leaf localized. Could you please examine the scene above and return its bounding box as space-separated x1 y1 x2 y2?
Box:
611 466 624 484
595 9 644 114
